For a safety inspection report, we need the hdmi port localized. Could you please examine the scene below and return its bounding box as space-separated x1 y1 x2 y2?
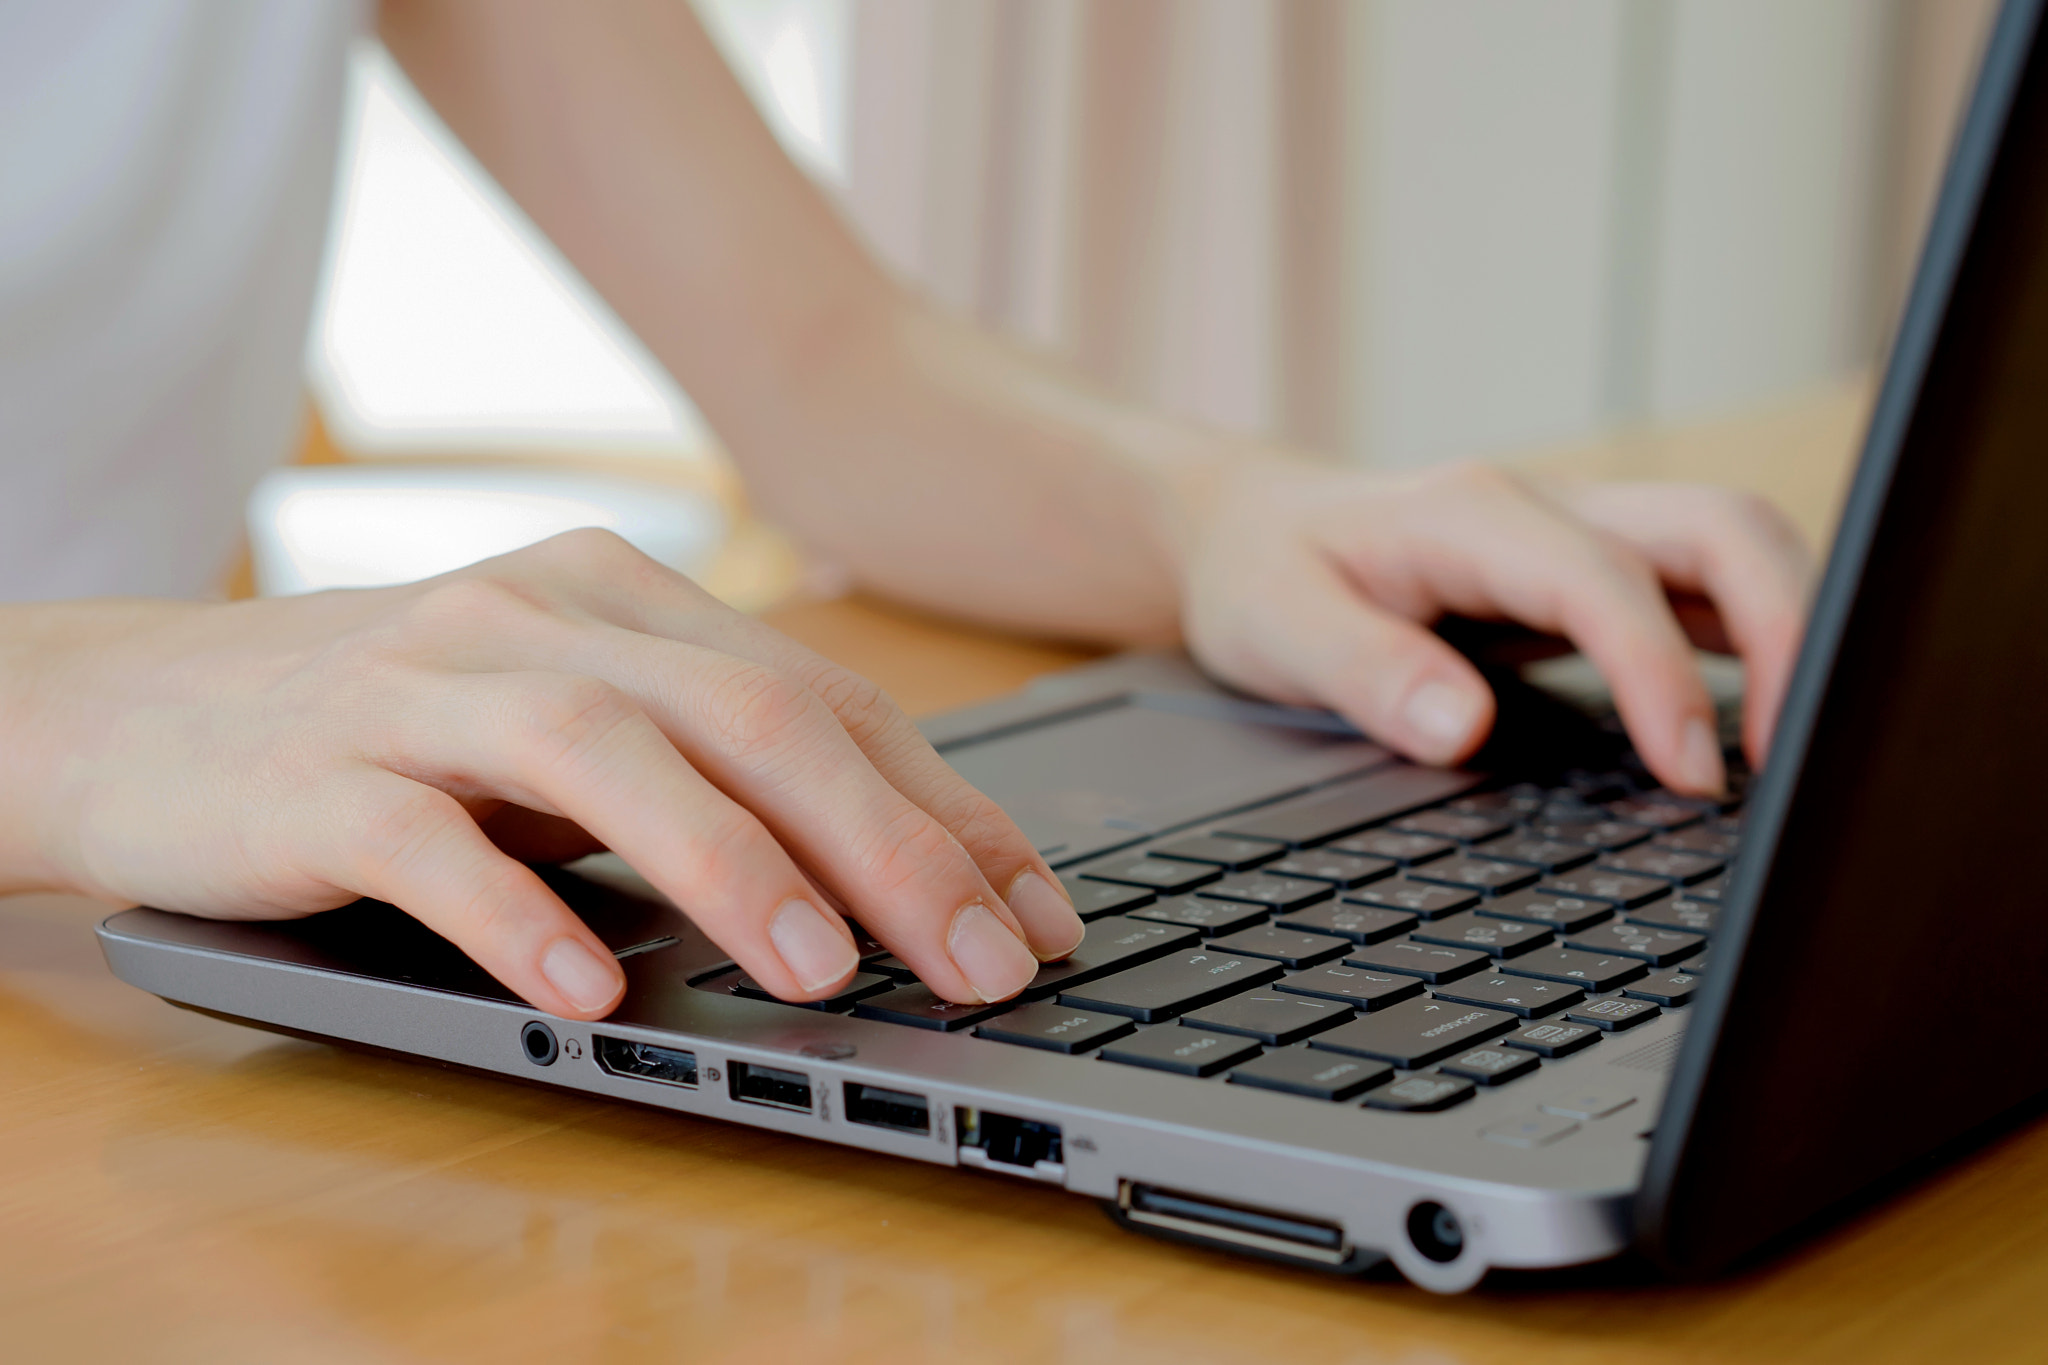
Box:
593 1035 698 1088
1115 1180 1357 1268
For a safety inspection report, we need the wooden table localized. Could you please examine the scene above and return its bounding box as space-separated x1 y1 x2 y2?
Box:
9 381 2048 1364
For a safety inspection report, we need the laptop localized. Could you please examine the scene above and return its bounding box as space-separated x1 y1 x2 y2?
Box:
97 0 2048 1291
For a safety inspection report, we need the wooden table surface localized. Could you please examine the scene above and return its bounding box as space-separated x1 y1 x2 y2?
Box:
10 381 2048 1364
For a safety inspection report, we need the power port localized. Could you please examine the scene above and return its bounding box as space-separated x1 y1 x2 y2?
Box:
845 1083 931 1135
1407 1200 1465 1263
956 1107 1064 1182
594 1035 698 1088
729 1061 813 1113
521 1020 559 1067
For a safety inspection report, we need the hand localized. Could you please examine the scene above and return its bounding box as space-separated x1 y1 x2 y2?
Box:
1176 460 1814 795
2 531 1082 1017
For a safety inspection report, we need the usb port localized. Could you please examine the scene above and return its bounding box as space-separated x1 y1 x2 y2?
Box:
729 1061 813 1112
845 1083 931 1135
956 1107 1064 1182
593 1035 698 1088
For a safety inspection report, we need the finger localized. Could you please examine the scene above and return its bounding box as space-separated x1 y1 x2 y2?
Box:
1553 483 1814 765
323 767 627 1019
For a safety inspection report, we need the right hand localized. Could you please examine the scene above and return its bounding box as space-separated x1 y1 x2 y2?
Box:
4 530 1082 1018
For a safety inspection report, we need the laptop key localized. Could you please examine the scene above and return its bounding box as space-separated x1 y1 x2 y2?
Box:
860 955 919 982
1478 836 1597 873
1100 1024 1263 1076
1227 1047 1391 1100
1195 872 1335 912
1211 766 1483 847
1273 901 1417 945
1624 969 1701 1007
1325 829 1457 866
1500 948 1648 992
1411 910 1555 959
1079 856 1221 894
1606 794 1706 830
1061 874 1158 921
1018 914 1201 1000
734 971 895 1011
1344 939 1492 983
1429 974 1585 1018
1059 950 1285 1022
1147 834 1286 871
1502 1019 1602 1057
1264 850 1399 888
1439 1045 1542 1086
1389 809 1514 844
1565 921 1706 967
1407 855 1540 895
1309 996 1515 1067
1687 874 1728 904
1626 896 1719 935
1536 870 1671 909
1343 879 1481 920
1597 847 1723 885
1274 963 1426 1010
853 984 1013 1031
1478 890 1615 934
1361 1073 1477 1112
1126 895 1270 936
1565 997 1662 1031
1203 925 1352 967
1182 990 1354 1044
974 1003 1138 1054
1524 818 1652 852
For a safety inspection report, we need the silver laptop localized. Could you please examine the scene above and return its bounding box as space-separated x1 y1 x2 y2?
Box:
98 0 2048 1291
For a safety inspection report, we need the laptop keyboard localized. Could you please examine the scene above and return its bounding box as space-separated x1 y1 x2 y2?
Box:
692 767 1738 1115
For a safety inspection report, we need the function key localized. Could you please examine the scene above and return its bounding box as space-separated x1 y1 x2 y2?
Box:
1438 1045 1542 1086
1407 855 1540 895
1524 818 1653 852
1627 896 1718 935
1624 970 1701 1007
1478 889 1615 934
1019 915 1200 1000
1264 850 1399 888
1429 974 1585 1019
1196 872 1335 912
1274 901 1417 945
1059 873 1157 921
1312 997 1514 1068
1343 879 1481 920
1597 847 1723 885
1390 809 1515 844
1500 948 1648 992
1565 921 1705 967
1536 869 1672 909
1345 939 1492 983
1100 1024 1263 1076
1275 962 1426 1011
1059 949 1285 1022
1227 1047 1391 1101
975 1003 1137 1054
1565 997 1662 1031
1651 826 1739 859
1362 1074 1476 1112
1182 990 1355 1045
1606 794 1706 831
1412 910 1554 958
1502 1019 1602 1058
853 983 1014 1031
1079 856 1221 895
1203 925 1352 969
1147 834 1286 871
1478 836 1597 873
734 971 894 1011
1127 895 1270 936
1325 829 1457 866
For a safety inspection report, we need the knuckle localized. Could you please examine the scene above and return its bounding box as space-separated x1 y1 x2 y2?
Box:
929 788 1022 860
534 525 641 569
510 676 638 769
856 803 962 898
385 577 550 651
805 664 901 747
704 664 822 766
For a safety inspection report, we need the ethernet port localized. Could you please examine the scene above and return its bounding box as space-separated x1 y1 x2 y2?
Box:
956 1107 1065 1182
845 1083 931 1136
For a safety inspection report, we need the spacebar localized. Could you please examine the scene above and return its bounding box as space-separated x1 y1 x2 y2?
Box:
1211 766 1485 848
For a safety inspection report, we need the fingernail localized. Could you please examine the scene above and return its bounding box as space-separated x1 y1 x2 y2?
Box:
1679 717 1727 797
769 898 859 993
541 937 624 1014
1403 681 1481 760
947 901 1038 1001
1006 871 1084 960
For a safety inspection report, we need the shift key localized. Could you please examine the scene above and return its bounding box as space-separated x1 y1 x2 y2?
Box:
1308 996 1516 1068
1058 949 1284 1022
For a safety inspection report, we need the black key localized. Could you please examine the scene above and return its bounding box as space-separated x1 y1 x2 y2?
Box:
1325 829 1457 866
1651 826 1739 858
1100 1024 1263 1076
975 1003 1137 1053
1597 846 1723 885
1565 921 1706 967
1625 969 1702 1007
1389 809 1514 844
1182 990 1354 1045
1264 850 1399 888
1407 855 1539 895
853 983 1012 1031
1212 766 1482 846
1411 910 1555 959
1478 889 1615 934
860 955 919 982
1438 1045 1542 1086
1202 925 1352 968
1195 872 1334 912
1147 834 1286 871
1502 1019 1602 1058
1478 836 1596 873
1566 996 1662 1031
1627 896 1719 935
733 971 894 1011
1524 818 1652 852
1273 901 1416 945
1126 895 1270 936
1018 914 1201 1000
1060 874 1157 921
1361 1073 1477 1112
1059 949 1285 1022
1688 874 1728 904
1688 954 1713 973
1428 974 1585 1018
1500 948 1648 992
1344 879 1480 920
1078 856 1221 894
1344 939 1492 983
1536 869 1671 909
1309 996 1515 1067
1274 962 1426 1010
1227 1047 1391 1101
1606 794 1705 830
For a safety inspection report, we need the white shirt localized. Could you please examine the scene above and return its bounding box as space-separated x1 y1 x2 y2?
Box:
0 1 363 600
